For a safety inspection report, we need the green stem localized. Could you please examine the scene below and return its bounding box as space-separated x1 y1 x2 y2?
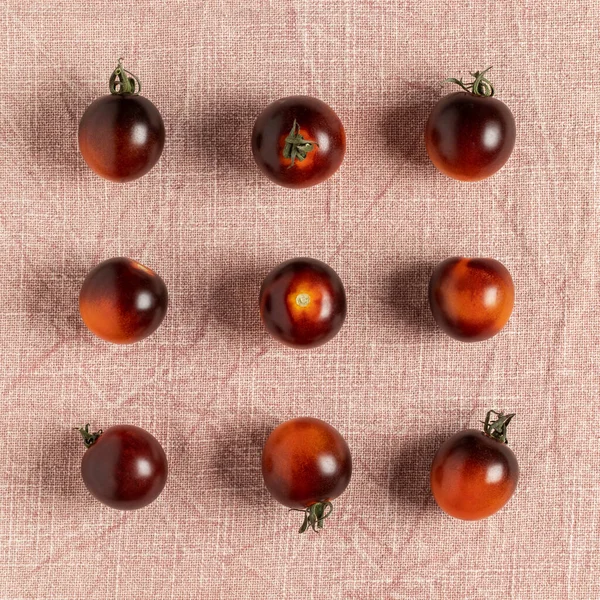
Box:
290 501 334 533
482 410 515 444
75 424 103 449
283 119 318 168
441 67 495 97
109 58 141 95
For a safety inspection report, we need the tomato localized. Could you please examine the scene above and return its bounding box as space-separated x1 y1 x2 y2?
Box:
77 424 168 510
78 58 165 182
79 257 168 344
259 258 346 348
251 96 345 188
262 417 352 532
428 257 514 342
425 68 515 181
430 411 519 520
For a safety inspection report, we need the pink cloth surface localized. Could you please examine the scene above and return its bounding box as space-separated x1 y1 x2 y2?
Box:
1 1 599 598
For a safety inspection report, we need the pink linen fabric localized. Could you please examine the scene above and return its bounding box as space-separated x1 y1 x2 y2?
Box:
1 1 599 598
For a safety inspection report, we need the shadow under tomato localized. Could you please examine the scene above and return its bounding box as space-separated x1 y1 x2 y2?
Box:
23 257 88 340
187 95 265 181
209 259 271 343
361 431 448 515
24 83 84 174
382 260 437 336
380 85 438 167
36 426 90 503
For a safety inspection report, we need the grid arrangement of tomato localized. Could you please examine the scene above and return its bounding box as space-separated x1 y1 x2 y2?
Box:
75 60 519 531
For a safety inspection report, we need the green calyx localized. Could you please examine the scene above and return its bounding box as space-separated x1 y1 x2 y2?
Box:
283 119 318 167
290 501 333 534
75 423 103 449
109 58 141 95
482 410 515 444
441 67 495 97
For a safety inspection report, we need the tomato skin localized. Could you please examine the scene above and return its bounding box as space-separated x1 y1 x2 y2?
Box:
81 425 168 510
425 92 515 181
262 417 352 510
79 257 168 344
430 429 519 520
251 96 345 188
78 94 165 182
259 258 346 348
428 257 514 342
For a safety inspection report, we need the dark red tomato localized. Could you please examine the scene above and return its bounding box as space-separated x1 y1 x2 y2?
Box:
259 258 346 348
79 257 168 344
77 424 168 510
78 59 165 182
425 68 515 181
429 257 514 342
262 417 352 532
251 96 346 188
431 411 519 520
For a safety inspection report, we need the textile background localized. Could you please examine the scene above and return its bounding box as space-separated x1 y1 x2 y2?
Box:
0 1 599 598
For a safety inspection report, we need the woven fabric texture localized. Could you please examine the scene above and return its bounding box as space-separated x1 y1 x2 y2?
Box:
1 1 599 598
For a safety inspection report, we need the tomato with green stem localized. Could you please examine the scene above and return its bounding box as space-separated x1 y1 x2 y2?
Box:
430 411 519 520
79 58 165 182
77 424 168 510
262 417 352 533
252 96 346 188
425 68 516 181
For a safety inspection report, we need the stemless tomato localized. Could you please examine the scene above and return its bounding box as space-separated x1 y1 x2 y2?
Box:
77 424 168 510
425 68 515 181
79 257 168 344
78 58 165 182
251 96 346 188
262 417 352 533
428 257 514 342
430 411 519 520
259 258 346 348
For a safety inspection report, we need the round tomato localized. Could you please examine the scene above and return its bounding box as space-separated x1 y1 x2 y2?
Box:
430 411 519 520
428 257 514 342
259 258 346 348
78 58 165 182
77 424 168 510
425 68 515 181
79 257 168 344
251 96 345 188
262 417 352 532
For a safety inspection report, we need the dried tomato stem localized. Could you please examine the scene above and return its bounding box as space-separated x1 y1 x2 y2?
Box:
109 58 141 95
283 119 318 167
289 501 334 533
482 410 515 444
441 67 495 97
75 423 103 449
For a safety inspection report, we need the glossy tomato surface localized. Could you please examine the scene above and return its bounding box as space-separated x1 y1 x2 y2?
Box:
79 257 168 344
262 417 352 510
430 429 519 520
252 96 345 188
428 257 514 342
81 425 168 510
79 94 165 182
259 258 346 348
425 92 515 181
